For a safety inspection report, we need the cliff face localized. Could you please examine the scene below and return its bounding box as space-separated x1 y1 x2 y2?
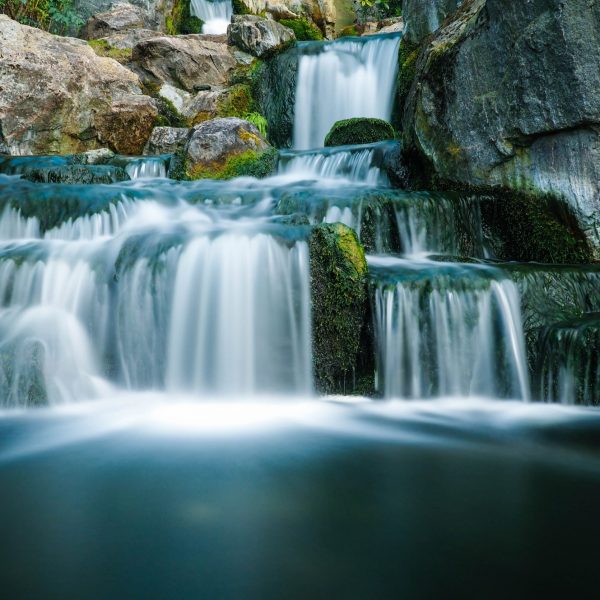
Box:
402 0 600 256
401 0 462 44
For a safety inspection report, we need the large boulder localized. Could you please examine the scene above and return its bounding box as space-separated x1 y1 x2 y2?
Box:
131 35 237 92
403 0 600 256
227 15 295 58
81 2 149 39
181 117 275 179
402 0 462 44
0 16 157 155
144 126 191 155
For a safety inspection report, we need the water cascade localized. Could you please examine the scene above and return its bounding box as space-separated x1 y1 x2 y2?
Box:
293 34 402 149
190 0 233 34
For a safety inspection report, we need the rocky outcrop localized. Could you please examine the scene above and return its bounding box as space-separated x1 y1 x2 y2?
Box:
0 16 157 155
402 0 600 256
401 0 462 44
131 35 237 91
181 117 276 179
227 15 295 58
81 2 149 39
144 126 191 155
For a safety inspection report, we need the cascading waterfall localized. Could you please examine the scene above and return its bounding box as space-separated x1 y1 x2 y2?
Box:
370 258 530 400
293 34 402 149
190 0 233 35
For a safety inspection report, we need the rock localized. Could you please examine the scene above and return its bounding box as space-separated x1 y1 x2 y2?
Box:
21 165 130 184
182 117 275 179
266 1 298 20
309 222 369 394
76 148 116 164
362 17 404 36
72 0 175 34
402 0 462 44
144 127 191 155
324 118 395 147
0 16 157 155
132 35 237 92
402 0 600 256
227 15 295 58
96 28 158 50
81 2 149 39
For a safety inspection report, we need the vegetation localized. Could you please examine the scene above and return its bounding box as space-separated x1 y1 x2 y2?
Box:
338 25 359 38
88 39 132 64
166 0 203 35
187 148 278 180
395 37 420 122
279 17 323 41
0 0 83 34
324 118 395 147
244 112 268 138
309 223 369 394
154 97 189 128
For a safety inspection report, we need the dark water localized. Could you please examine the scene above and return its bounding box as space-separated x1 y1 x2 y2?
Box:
1 398 600 599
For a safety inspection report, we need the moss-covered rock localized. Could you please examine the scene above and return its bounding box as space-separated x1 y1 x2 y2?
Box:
187 147 278 180
309 223 369 394
279 17 323 41
324 118 395 147
337 24 359 38
166 0 203 34
88 39 132 64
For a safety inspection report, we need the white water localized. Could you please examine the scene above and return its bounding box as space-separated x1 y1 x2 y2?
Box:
293 35 402 149
370 258 530 400
190 0 232 35
126 157 168 179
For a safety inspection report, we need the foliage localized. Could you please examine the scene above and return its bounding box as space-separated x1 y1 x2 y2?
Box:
88 39 132 64
166 0 203 35
324 118 395 147
244 112 268 138
231 0 252 15
0 0 83 34
279 17 323 41
358 0 402 18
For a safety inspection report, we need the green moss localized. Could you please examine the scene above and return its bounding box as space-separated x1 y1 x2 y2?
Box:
324 118 395 147
187 147 278 180
337 24 359 38
395 37 420 124
88 39 132 64
216 84 255 118
309 223 370 394
166 0 203 34
279 17 323 41
154 96 189 128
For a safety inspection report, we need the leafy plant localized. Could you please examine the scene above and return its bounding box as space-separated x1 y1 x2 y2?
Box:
0 0 84 34
244 112 268 138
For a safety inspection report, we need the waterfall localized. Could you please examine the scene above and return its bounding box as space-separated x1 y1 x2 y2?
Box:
125 157 169 179
293 34 401 149
370 258 530 400
190 0 233 35
277 141 397 184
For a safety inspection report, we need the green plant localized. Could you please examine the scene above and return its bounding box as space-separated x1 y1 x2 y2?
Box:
244 112 268 138
0 0 84 34
279 17 323 41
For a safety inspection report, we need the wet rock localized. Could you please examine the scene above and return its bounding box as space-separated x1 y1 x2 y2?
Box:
21 165 130 184
309 223 369 394
402 0 600 256
181 117 275 179
75 148 116 164
227 15 295 58
81 2 149 39
324 118 395 147
0 16 157 155
144 127 191 155
401 0 462 44
132 35 237 92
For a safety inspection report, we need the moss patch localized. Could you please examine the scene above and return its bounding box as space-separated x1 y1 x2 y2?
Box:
279 17 323 41
166 0 203 34
154 96 189 128
216 84 255 118
324 118 395 147
309 223 369 394
88 39 132 64
186 147 278 180
337 24 359 38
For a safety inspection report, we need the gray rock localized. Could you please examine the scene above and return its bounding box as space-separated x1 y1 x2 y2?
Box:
81 2 149 39
96 28 158 49
227 15 295 58
132 35 237 92
403 0 600 255
184 117 270 177
402 0 462 44
76 148 116 164
0 16 157 155
144 127 191 155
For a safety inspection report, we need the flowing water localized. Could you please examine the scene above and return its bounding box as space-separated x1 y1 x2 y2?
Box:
190 0 233 34
0 28 599 599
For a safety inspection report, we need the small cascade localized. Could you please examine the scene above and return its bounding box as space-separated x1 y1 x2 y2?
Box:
538 314 600 405
277 141 397 185
190 0 233 35
125 157 169 179
293 34 401 149
370 258 530 400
